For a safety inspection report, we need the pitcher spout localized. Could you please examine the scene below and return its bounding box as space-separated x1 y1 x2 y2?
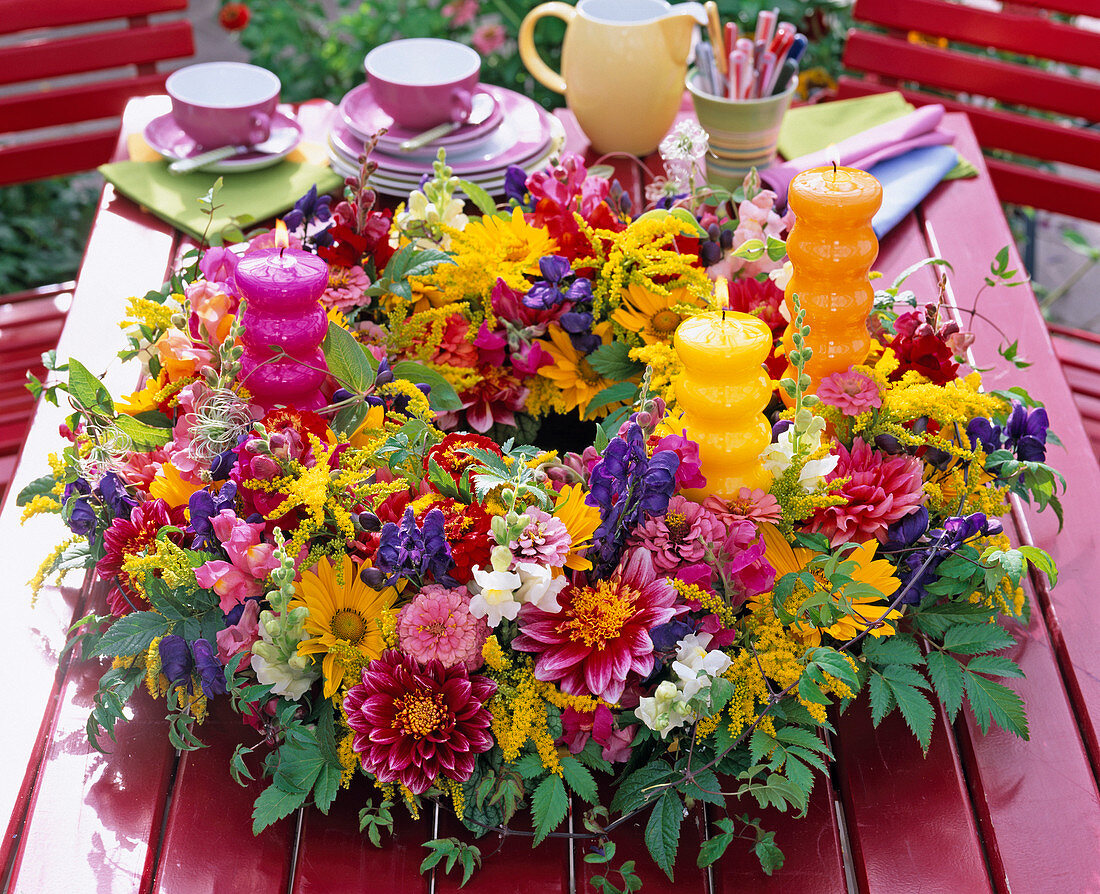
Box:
657 2 707 64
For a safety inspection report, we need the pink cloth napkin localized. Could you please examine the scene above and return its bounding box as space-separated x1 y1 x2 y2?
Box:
761 105 953 203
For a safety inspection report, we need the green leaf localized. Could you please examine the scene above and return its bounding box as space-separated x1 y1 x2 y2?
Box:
697 817 735 868
391 360 462 412
67 358 114 414
531 773 568 845
513 753 544 779
91 611 171 657
323 321 377 392
868 672 895 726
925 651 965 722
114 413 172 450
1018 544 1058 589
16 474 57 507
587 341 644 381
560 754 598 805
611 761 673 814
251 782 305 834
964 670 1029 738
964 655 1025 679
861 635 923 667
943 623 1016 656
882 663 929 690
887 681 934 752
456 179 498 216
754 829 785 875
681 768 724 807
644 789 683 881
584 381 639 418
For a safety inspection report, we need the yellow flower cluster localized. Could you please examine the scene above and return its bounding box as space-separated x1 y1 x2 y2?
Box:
880 371 1005 429
337 731 358 789
770 464 849 534
487 659 562 775
629 342 683 408
27 535 81 605
445 778 466 818
122 538 198 594
523 375 568 418
672 578 738 630
387 299 470 359
120 293 178 333
20 493 61 523
481 635 510 672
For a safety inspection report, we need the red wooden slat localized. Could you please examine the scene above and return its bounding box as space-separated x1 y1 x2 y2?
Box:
992 0 1100 16
0 130 120 186
291 776 430 893
0 0 188 34
0 282 76 305
0 21 194 86
835 77 1100 173
710 776 848 893
151 705 297 894
842 31 1100 123
852 0 1100 70
985 159 1100 224
0 73 170 134
920 115 1100 777
834 701 994 894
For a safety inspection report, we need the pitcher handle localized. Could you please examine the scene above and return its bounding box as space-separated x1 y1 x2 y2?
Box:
518 2 575 95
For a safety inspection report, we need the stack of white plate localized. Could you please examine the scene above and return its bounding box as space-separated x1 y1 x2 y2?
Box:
328 82 564 198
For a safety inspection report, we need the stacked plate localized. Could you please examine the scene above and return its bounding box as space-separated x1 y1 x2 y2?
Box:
328 83 564 198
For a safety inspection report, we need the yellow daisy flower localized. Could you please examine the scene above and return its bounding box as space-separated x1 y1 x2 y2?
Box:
756 523 902 645
115 371 169 416
537 323 617 415
611 284 703 345
552 483 602 571
291 555 398 698
148 461 201 514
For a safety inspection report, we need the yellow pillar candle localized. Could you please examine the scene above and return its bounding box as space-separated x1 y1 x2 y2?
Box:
673 284 773 499
782 165 883 392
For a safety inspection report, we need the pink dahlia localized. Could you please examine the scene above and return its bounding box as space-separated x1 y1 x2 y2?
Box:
344 650 496 794
817 370 882 416
97 499 186 615
510 507 572 566
808 438 925 546
626 495 723 573
512 550 680 703
397 585 489 670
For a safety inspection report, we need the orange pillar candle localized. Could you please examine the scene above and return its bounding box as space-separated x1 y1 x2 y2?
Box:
782 165 883 392
673 285 773 499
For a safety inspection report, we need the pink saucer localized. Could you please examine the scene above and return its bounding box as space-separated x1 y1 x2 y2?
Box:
338 83 502 148
143 111 302 172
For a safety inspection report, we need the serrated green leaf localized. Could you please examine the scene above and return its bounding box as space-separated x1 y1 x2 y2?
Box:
887 681 934 751
965 655 1025 678
868 672 895 726
882 663 929 690
697 817 735 867
964 671 1029 738
531 773 568 845
644 789 683 881
16 474 57 507
391 360 462 411
943 623 1016 656
925 651 965 722
1018 544 1058 589
586 341 644 381
91 611 171 657
513 752 545 779
323 321 377 393
862 635 924 667
611 761 673 814
560 754 598 804
681 768 724 807
584 381 639 418
251 782 305 834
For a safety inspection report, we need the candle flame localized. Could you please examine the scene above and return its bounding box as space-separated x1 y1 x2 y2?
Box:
714 276 730 312
274 218 289 251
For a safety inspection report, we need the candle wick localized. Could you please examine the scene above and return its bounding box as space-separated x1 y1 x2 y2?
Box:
831 160 837 178
279 245 286 258
721 308 726 321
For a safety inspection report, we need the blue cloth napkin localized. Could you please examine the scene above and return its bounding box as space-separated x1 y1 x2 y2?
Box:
869 144 959 239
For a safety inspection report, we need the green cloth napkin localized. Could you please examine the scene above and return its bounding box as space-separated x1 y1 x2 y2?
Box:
777 92 977 179
98 160 344 241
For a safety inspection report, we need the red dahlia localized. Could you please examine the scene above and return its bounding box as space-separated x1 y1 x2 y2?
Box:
344 650 496 794
97 499 186 615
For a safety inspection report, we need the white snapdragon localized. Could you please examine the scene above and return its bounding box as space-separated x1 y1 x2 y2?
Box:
469 547 523 627
637 633 733 738
249 606 319 700
636 680 695 739
760 425 839 492
513 561 568 613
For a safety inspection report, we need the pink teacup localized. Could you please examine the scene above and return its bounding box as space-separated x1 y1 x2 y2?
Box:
364 39 481 130
166 62 281 149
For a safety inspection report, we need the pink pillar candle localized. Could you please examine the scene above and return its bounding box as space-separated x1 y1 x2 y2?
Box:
236 247 330 412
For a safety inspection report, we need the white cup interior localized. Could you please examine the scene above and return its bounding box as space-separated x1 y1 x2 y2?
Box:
166 62 281 107
365 39 480 86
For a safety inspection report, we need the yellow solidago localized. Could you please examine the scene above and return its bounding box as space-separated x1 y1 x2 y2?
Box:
487 661 563 775
120 293 178 333
337 730 358 788
27 535 81 605
123 538 197 592
482 635 510 672
20 493 61 522
672 578 737 630
880 371 1005 429
629 342 683 409
146 636 168 698
523 374 568 418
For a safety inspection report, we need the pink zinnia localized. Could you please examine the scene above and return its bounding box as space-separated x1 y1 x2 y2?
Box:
344 650 496 794
321 265 370 312
817 370 882 416
431 315 479 369
510 507 571 566
512 550 680 703
808 438 925 546
704 487 782 526
397 585 489 670
627 495 723 573
472 23 506 56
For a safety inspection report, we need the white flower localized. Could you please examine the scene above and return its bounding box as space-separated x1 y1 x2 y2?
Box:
249 607 318 699
798 453 840 492
770 260 793 295
671 632 732 701
512 561 568 613
469 565 523 627
636 680 694 738
660 120 709 164
761 425 839 492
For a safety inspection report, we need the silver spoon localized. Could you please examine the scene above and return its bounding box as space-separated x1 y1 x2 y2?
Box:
168 126 299 175
398 93 495 153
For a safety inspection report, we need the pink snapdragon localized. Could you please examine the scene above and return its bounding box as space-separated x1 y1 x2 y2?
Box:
216 599 261 663
194 510 280 611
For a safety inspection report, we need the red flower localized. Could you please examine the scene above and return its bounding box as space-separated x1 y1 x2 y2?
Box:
97 499 186 615
344 650 496 794
434 497 492 585
218 2 250 30
889 310 959 384
425 432 502 485
512 550 681 703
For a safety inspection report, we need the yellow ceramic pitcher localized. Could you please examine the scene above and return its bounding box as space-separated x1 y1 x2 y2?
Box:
519 0 706 156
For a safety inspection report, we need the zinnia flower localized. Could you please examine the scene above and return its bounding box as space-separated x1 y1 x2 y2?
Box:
397 585 488 670
703 487 781 525
344 650 496 794
627 495 723 573
290 555 397 698
808 439 925 546
817 370 882 416
512 549 680 703
510 507 572 566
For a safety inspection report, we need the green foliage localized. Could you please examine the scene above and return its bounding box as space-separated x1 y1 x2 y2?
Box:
421 838 482 887
586 841 643 894
531 773 568 845
644 790 684 880
359 799 396 847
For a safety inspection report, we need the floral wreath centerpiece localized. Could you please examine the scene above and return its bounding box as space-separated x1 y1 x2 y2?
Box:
20 122 1064 887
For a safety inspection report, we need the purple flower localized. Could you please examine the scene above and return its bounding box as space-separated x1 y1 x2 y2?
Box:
504 166 531 206
968 400 1049 463
522 255 593 310
882 506 929 551
96 472 137 520
376 507 453 584
191 638 227 697
159 635 193 689
284 184 332 232
63 477 96 537
188 481 238 550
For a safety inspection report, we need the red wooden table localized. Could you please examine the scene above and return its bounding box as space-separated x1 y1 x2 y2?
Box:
4 98 1100 894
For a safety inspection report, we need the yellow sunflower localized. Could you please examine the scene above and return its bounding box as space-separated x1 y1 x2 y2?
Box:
538 323 618 415
611 284 704 345
148 461 201 514
426 207 558 307
552 483 602 571
115 370 169 415
755 523 902 645
291 555 397 698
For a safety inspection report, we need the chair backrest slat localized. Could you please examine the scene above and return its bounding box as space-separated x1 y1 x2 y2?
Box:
0 74 170 135
0 0 187 34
